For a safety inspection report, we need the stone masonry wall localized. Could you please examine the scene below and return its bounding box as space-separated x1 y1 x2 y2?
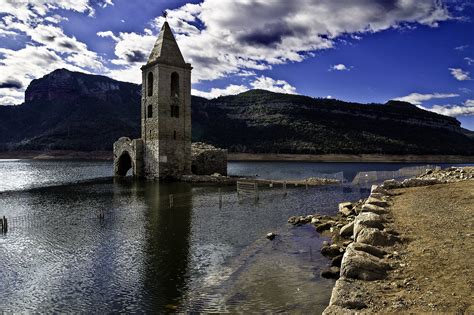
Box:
191 142 227 176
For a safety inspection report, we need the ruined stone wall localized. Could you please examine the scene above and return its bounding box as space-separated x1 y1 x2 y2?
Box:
113 137 144 177
191 142 227 176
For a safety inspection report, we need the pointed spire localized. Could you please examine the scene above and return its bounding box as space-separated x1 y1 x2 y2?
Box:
147 21 186 66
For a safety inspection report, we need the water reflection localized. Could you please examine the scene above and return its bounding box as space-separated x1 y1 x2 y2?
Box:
140 181 193 311
7 160 467 312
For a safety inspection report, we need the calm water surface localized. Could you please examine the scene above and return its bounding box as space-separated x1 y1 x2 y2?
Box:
0 160 469 312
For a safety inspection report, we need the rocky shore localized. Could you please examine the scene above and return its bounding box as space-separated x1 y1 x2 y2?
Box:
288 166 474 313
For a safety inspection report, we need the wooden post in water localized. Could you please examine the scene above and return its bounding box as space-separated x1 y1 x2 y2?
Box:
305 183 308 190
255 183 259 203
169 194 174 208
1 216 3 233
218 188 222 208
283 181 287 196
2 216 7 233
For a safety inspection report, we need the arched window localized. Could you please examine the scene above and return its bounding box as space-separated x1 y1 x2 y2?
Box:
147 104 153 118
147 72 153 96
171 72 179 97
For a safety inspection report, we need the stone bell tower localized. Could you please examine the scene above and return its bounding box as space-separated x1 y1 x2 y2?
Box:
140 21 192 178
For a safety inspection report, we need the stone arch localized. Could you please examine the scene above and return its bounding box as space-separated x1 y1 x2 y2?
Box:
147 72 154 96
116 151 133 176
171 72 179 97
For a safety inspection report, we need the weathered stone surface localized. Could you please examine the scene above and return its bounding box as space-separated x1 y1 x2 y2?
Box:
339 206 355 217
366 197 389 207
328 278 370 309
315 222 332 232
371 184 389 195
321 266 340 279
353 212 385 238
323 305 360 315
114 22 194 180
191 142 228 176
401 178 444 187
113 137 144 177
356 227 400 247
339 221 354 237
382 179 402 189
339 202 353 211
360 203 387 214
369 192 387 200
331 255 344 267
321 244 344 257
350 242 387 258
340 244 390 280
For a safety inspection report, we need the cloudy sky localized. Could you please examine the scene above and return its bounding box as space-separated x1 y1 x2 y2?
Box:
1 0 474 129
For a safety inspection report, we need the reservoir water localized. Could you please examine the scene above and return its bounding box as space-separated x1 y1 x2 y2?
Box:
0 160 470 312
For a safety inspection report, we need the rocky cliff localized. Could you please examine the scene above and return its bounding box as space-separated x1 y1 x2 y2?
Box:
0 69 473 155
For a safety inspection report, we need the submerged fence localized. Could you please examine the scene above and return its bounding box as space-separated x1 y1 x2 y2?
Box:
352 165 440 185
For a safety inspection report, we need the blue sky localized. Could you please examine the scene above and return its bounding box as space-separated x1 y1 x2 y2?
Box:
1 0 474 129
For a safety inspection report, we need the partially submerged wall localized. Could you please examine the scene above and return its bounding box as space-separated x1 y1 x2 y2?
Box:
191 142 227 176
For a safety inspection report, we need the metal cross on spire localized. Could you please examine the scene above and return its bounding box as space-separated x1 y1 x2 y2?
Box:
162 10 168 19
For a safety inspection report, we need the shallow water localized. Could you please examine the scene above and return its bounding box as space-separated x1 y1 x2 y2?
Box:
0 160 470 312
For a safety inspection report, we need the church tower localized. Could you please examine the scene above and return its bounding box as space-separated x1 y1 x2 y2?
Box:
141 21 192 178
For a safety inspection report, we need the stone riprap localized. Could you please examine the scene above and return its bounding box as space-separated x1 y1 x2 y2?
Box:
286 166 474 313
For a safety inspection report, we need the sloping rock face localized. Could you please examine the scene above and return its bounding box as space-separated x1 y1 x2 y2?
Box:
25 68 137 103
191 142 227 175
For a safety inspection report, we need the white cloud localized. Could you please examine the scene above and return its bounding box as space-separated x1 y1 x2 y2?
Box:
192 84 248 99
394 92 459 105
330 64 350 71
105 0 450 84
454 45 469 51
465 57 474 66
449 68 471 81
419 99 474 117
250 76 297 94
0 45 86 104
102 0 114 8
97 31 119 42
192 75 296 99
0 0 105 105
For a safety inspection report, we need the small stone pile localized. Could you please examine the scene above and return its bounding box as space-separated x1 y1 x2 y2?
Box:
417 166 474 182
381 166 473 189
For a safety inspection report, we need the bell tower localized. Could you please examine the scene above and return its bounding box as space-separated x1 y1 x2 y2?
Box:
141 21 192 179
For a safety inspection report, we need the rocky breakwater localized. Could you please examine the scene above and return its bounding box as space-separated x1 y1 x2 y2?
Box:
287 166 473 313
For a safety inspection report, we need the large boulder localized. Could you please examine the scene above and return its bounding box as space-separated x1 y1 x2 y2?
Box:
356 227 400 247
353 212 385 238
381 179 402 189
350 242 387 258
327 278 370 309
340 243 391 281
338 202 355 216
360 203 387 214
365 197 389 208
339 221 354 237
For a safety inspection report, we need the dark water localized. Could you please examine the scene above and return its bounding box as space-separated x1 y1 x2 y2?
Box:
0 160 470 312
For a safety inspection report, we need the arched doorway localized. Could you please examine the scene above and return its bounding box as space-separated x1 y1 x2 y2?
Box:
116 151 133 176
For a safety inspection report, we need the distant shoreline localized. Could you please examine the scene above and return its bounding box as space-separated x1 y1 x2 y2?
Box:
0 151 473 163
228 153 474 163
0 150 112 160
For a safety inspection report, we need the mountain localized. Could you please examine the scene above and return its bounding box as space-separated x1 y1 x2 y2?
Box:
0 68 473 155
